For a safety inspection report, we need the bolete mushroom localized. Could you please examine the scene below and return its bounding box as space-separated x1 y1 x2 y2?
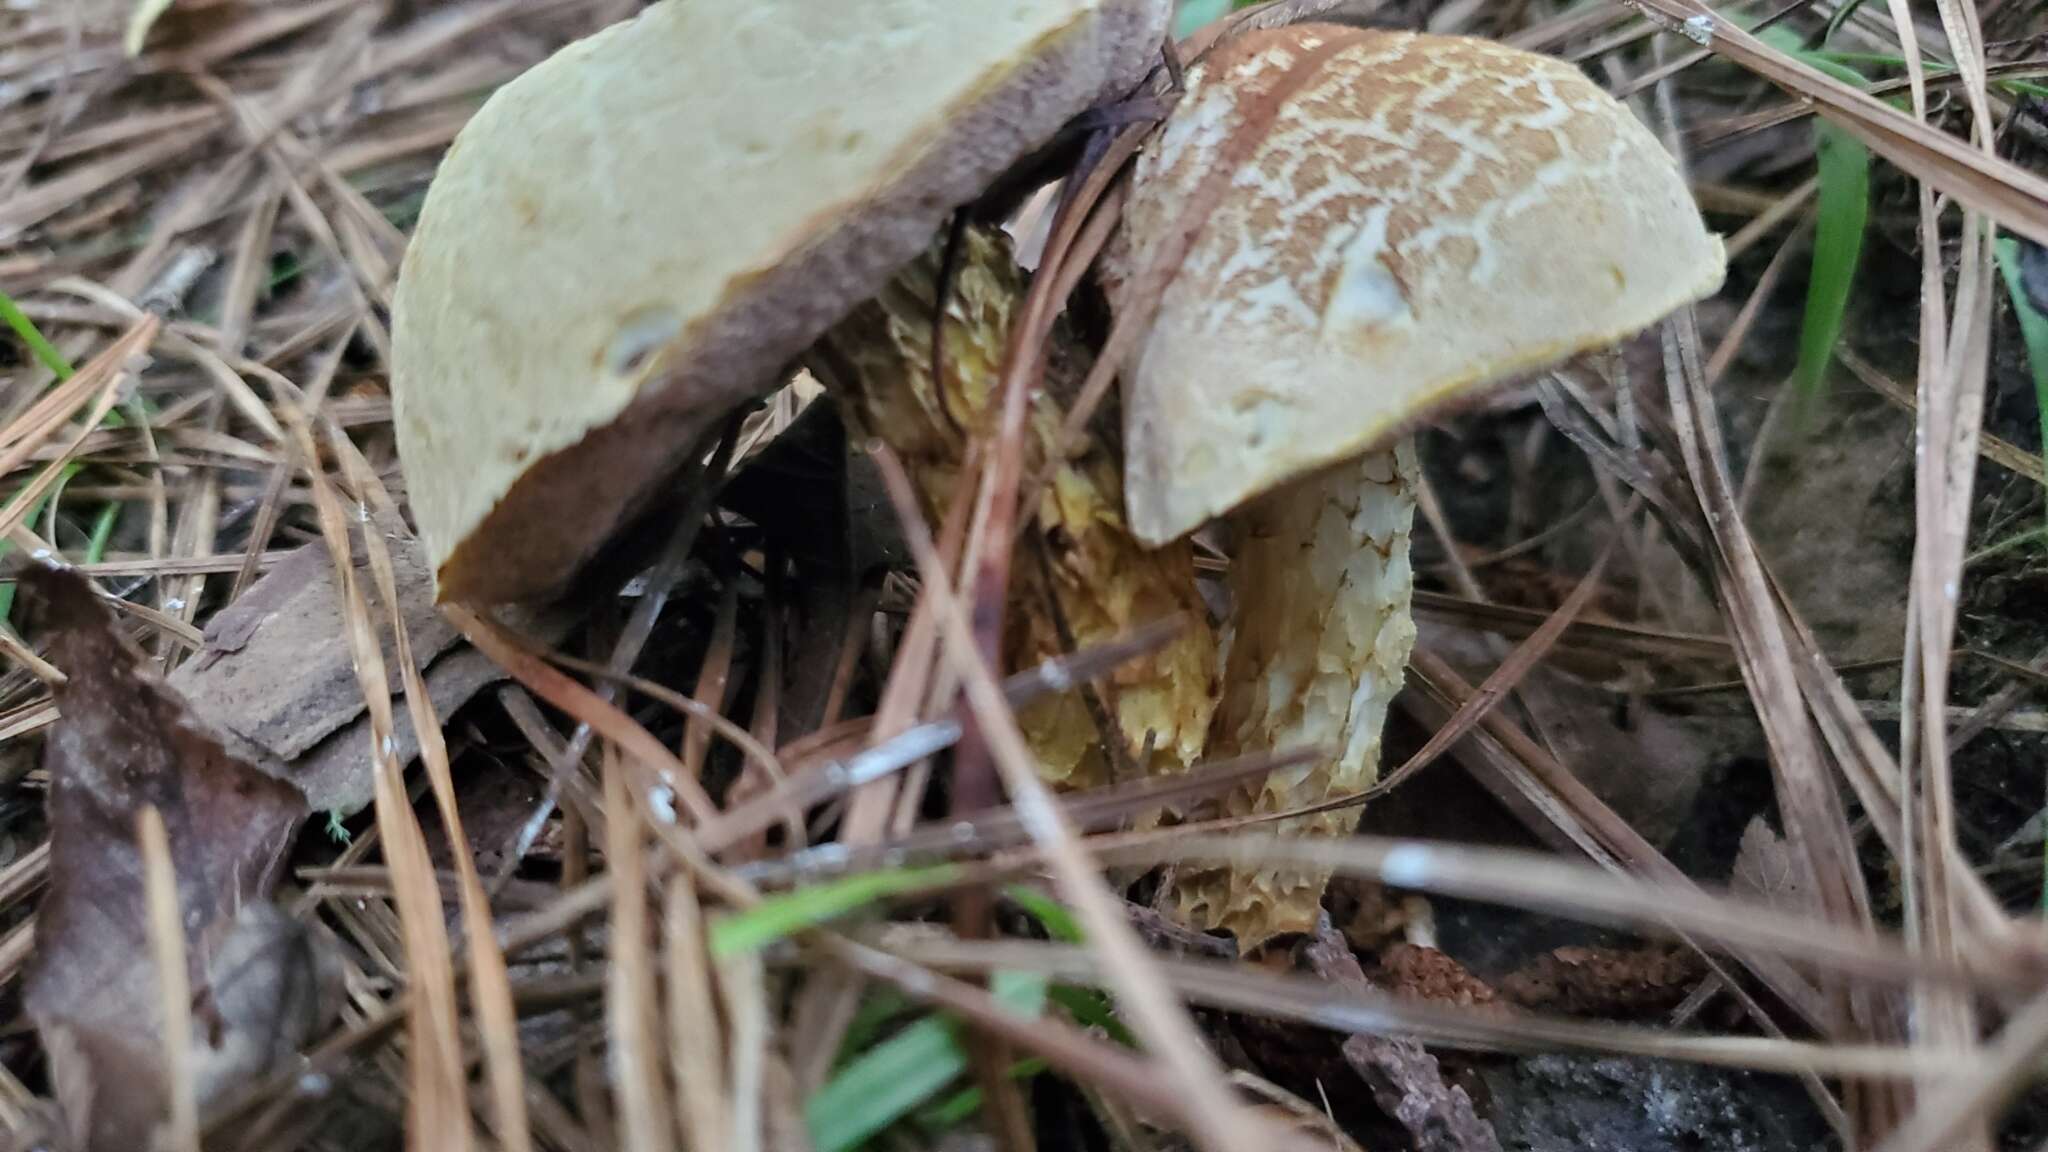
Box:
392 0 1171 604
1111 25 1726 945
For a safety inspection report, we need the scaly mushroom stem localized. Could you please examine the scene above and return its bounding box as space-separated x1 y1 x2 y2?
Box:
1170 444 1419 947
817 227 1218 795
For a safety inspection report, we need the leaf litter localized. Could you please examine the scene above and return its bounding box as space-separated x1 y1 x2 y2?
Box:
15 563 337 1152
4 0 2048 1150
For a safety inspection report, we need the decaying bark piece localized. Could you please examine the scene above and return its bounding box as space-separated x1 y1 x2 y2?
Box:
817 226 1218 794
1305 918 1503 1152
170 537 559 815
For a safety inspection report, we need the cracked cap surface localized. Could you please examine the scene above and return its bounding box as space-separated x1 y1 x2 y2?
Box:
1115 24 1726 545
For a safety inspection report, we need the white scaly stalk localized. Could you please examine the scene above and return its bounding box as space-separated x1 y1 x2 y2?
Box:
1175 445 1418 946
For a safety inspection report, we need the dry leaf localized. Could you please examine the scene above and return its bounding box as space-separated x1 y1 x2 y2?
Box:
1730 815 1814 915
17 565 336 1152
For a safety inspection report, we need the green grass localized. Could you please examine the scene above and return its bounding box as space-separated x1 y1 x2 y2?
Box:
1764 32 1872 403
1992 233 2048 914
789 885 1139 1150
0 294 71 381
709 863 962 958
1796 121 1870 399
0 293 130 624
1803 49 2048 100
1966 523 2048 569
0 296 76 624
1994 235 2048 529
913 1056 1051 1132
807 971 1048 1152
1004 886 1135 1046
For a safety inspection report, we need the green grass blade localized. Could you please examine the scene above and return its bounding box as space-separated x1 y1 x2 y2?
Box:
831 988 915 1073
1003 886 1137 1045
0 292 148 625
810 1018 962 1152
1995 236 2048 516
1757 32 1871 401
86 501 120 563
709 863 961 958
1994 235 2048 911
1004 885 1084 943
0 291 73 381
1966 522 2048 568
1796 114 1870 400
1048 985 1135 1047
915 1059 1051 1131
807 972 1047 1152
1823 0 1871 45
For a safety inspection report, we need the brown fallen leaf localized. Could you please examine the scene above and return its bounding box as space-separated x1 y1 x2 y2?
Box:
17 564 339 1152
1730 815 1816 915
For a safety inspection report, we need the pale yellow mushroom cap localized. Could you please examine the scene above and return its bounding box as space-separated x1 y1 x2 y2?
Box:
1116 25 1726 545
393 0 1169 603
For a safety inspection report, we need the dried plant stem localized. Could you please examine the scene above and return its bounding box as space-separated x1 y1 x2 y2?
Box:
665 880 730 1152
291 411 471 1152
603 743 674 1152
138 805 199 1152
718 949 769 1152
330 430 535 1152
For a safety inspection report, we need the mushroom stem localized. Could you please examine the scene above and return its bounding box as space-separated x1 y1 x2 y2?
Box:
1174 442 1420 947
817 227 1219 797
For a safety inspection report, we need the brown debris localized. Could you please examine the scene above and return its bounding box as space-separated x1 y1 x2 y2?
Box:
170 537 562 815
1498 944 1707 1019
1304 920 1503 1152
1331 879 1429 954
170 541 452 808
16 564 339 1152
1375 944 1504 1012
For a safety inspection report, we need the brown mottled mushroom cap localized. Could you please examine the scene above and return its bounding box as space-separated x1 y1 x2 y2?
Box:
1115 24 1726 546
393 0 1170 603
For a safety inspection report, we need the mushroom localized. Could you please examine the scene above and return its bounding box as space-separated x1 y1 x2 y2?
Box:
392 0 1171 604
1111 25 1726 945
814 225 1218 795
